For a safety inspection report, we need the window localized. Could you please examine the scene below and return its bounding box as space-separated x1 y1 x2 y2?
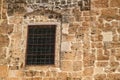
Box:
26 25 56 65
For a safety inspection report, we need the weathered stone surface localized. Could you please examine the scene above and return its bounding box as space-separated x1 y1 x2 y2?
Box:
94 74 106 80
94 68 105 74
61 42 71 52
97 49 109 60
62 34 76 42
0 0 120 80
73 61 82 71
110 0 120 8
0 35 9 47
8 70 23 78
102 32 113 42
110 62 119 67
0 24 13 34
57 72 67 80
61 61 73 71
83 67 94 76
101 8 119 21
96 62 108 67
61 51 75 60
93 0 108 8
83 52 95 67
68 23 79 34
0 65 8 77
107 74 120 80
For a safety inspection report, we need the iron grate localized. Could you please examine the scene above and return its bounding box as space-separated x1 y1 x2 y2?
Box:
26 25 56 65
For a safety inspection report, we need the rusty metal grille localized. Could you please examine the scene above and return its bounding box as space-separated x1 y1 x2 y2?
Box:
26 25 56 65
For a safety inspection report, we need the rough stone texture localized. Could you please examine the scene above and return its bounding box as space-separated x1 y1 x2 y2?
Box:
102 32 113 42
110 0 120 8
0 0 120 80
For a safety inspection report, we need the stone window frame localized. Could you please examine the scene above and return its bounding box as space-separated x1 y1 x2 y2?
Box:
26 25 56 65
24 22 61 69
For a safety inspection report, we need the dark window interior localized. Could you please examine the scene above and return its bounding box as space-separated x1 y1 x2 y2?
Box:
26 25 56 65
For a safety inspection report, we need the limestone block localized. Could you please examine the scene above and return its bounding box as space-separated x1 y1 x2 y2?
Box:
73 61 82 71
0 24 13 34
104 42 112 49
61 51 75 60
83 53 95 67
62 34 76 42
94 74 106 80
62 28 69 34
117 27 120 34
0 35 9 47
61 61 73 71
46 71 53 77
57 72 67 80
96 62 108 67
83 11 90 16
94 68 105 74
82 21 90 26
113 35 119 42
70 72 82 78
61 42 71 52
43 78 50 80
96 42 103 48
110 62 119 67
0 65 8 77
97 49 109 60
101 8 119 21
25 71 38 77
76 51 82 60
102 32 113 42
110 0 120 8
8 70 23 78
83 67 94 76
68 23 79 34
93 0 108 8
62 24 69 34
71 43 82 50
107 74 120 80
0 19 3 25
49 78 56 80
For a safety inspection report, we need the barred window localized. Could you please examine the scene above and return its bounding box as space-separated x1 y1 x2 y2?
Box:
26 25 56 65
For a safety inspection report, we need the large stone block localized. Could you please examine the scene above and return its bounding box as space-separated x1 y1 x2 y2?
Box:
73 61 82 71
57 72 67 80
68 23 79 34
0 24 13 34
61 51 75 60
8 70 23 78
93 0 108 8
94 68 105 74
0 35 9 47
61 42 71 52
83 52 95 67
97 49 109 60
62 34 76 42
102 32 113 42
71 43 82 50
101 8 119 21
110 61 119 67
0 65 8 77
61 61 73 71
110 0 120 8
96 62 108 67
7 78 21 80
107 74 120 80
94 74 106 80
83 67 94 76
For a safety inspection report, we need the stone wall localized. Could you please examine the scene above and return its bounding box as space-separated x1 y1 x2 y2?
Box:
0 0 120 80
